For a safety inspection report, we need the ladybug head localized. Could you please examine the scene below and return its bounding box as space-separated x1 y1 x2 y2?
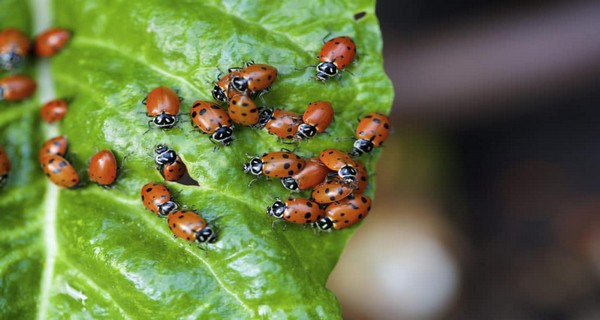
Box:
280 177 299 191
338 165 358 186
316 62 338 81
231 76 248 92
267 199 286 218
315 217 333 231
254 108 273 129
351 139 374 157
296 123 317 140
154 147 177 166
243 157 263 176
212 84 227 102
153 113 177 129
212 127 234 146
158 201 178 217
196 225 217 243
0 52 22 71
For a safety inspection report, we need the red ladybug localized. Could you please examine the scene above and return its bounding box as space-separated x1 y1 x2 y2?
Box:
88 150 118 186
319 149 357 186
0 75 36 101
281 158 331 191
312 178 354 204
40 99 68 123
140 182 178 217
244 151 305 178
267 198 324 225
316 36 356 81
34 28 70 57
190 100 234 146
351 113 391 156
0 28 30 70
167 210 217 243
296 101 334 140
39 136 68 163
144 86 181 129
315 194 372 231
40 154 80 188
212 70 241 102
228 94 260 126
0 146 11 185
231 62 278 93
262 108 302 140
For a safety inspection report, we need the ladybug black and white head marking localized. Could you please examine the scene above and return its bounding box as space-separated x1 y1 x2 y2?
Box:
157 201 178 217
338 165 357 186
315 217 333 231
243 156 263 176
280 177 299 191
316 62 338 81
231 76 249 92
153 113 177 129
154 145 177 166
267 199 286 218
296 123 317 140
351 139 374 156
196 225 217 243
211 126 234 146
212 84 227 103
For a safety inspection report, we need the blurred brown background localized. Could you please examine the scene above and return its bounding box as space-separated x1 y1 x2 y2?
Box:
328 0 600 319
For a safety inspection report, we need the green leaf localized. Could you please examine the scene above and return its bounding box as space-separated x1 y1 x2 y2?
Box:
0 0 393 318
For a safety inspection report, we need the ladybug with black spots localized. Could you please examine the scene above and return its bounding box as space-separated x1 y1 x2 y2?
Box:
190 100 234 146
228 94 260 126
267 197 324 226
244 151 305 178
144 86 181 129
281 157 331 192
0 28 29 71
319 149 358 186
311 178 354 204
40 154 80 188
351 113 391 156
261 108 302 140
167 210 217 244
140 182 178 217
39 136 68 163
231 62 278 93
296 101 334 140
315 194 372 231
160 157 187 181
212 70 241 103
316 36 356 81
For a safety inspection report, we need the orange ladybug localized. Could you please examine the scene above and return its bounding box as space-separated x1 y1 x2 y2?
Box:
352 113 391 156
0 28 29 70
267 197 324 225
316 36 356 81
312 178 354 204
160 157 186 181
40 99 68 123
167 210 217 243
88 150 118 186
281 157 331 191
0 75 36 101
228 94 260 126
0 146 11 185
244 151 305 178
261 108 302 140
190 100 234 146
231 62 277 93
319 149 357 186
39 136 68 163
40 154 80 188
140 182 178 217
144 86 181 129
212 70 242 102
34 27 70 57
296 101 334 140
315 194 372 230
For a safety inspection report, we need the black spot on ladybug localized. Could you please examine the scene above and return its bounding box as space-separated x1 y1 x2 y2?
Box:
305 212 311 219
330 196 336 201
199 109 207 115
358 214 363 219
361 196 368 203
288 170 294 176
283 163 290 169
191 111 197 117
351 204 359 209
344 220 349 224
341 213 345 217
282 153 289 159
265 170 271 174
268 75 272 80
241 113 247 116
250 108 257 113
172 223 177 227
297 163 302 169
146 187 152 192
210 104 219 109
337 188 344 195
306 201 312 207
178 215 184 219
384 123 389 129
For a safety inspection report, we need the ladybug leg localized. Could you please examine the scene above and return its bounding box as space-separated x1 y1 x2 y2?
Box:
247 177 258 188
142 96 147 105
321 32 332 43
143 120 154 135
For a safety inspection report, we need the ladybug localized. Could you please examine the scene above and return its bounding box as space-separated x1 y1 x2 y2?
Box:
212 70 242 103
267 198 324 225
315 194 372 231
281 158 331 191
0 28 30 71
167 210 217 243
296 101 334 140
316 36 356 81
40 154 80 188
351 113 391 156
319 149 357 186
144 86 181 129
244 151 305 178
264 109 302 140
311 178 354 204
0 146 11 185
140 182 178 217
160 157 187 181
354 160 369 194
154 145 178 166
0 75 37 101
39 136 68 163
190 100 234 146
228 94 260 126
40 99 68 123
88 150 118 186
34 27 70 57
231 62 278 93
